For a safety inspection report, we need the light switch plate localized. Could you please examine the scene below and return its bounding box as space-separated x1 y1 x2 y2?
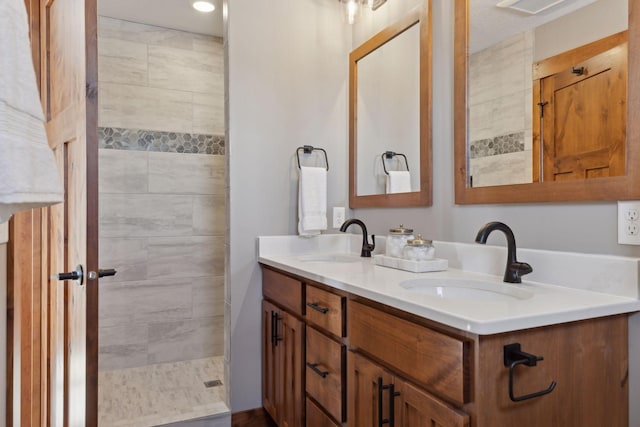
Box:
618 201 640 245
332 207 346 229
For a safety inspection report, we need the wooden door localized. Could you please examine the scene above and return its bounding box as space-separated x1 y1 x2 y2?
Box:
262 300 279 422
14 0 99 425
395 379 469 427
277 310 304 427
537 34 627 181
347 352 394 427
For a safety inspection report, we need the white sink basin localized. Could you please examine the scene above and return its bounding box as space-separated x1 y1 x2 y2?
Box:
297 254 363 263
400 277 534 302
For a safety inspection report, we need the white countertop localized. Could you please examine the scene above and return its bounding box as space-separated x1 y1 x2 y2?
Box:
258 235 640 335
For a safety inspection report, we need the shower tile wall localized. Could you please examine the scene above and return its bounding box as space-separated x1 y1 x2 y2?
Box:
97 17 225 370
98 17 224 135
468 31 533 187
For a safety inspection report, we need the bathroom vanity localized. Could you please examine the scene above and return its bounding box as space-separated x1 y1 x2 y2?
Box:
258 235 640 427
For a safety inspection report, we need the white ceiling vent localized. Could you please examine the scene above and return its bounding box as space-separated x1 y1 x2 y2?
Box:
496 0 566 14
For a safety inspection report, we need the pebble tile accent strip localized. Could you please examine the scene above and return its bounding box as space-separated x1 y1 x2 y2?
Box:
99 127 225 155
469 132 525 159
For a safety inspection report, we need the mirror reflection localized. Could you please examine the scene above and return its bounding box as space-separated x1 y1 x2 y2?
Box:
356 23 420 196
349 4 432 208
468 0 628 188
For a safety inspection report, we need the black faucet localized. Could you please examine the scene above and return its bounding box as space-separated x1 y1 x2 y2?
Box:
340 219 376 257
475 222 532 283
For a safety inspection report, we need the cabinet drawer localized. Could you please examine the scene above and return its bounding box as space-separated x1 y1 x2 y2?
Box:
348 300 469 405
306 398 340 427
306 327 344 422
305 285 344 337
263 268 303 316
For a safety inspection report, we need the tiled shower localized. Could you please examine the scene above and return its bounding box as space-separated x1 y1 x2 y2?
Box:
96 16 227 426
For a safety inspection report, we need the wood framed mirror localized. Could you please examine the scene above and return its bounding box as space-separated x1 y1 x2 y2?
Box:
349 2 432 208
454 0 640 204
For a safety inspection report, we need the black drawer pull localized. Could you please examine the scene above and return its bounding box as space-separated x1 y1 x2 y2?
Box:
306 362 329 378
307 302 329 314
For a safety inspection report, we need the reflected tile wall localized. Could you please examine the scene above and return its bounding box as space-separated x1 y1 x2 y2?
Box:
469 151 533 188
468 30 533 187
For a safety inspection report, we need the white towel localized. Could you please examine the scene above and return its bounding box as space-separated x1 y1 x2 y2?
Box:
298 166 327 236
0 0 63 222
386 171 411 194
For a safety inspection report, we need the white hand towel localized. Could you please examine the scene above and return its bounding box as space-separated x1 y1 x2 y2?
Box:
386 171 411 194
0 0 63 222
298 166 327 236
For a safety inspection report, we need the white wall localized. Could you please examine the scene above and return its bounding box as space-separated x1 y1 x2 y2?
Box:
227 0 351 411
228 0 640 421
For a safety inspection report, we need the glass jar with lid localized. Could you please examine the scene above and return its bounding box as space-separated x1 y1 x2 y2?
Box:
402 234 435 261
386 224 414 258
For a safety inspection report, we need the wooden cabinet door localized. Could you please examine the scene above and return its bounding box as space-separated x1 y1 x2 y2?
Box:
277 310 304 427
262 300 279 422
263 299 304 427
306 398 340 427
395 379 469 427
347 352 394 427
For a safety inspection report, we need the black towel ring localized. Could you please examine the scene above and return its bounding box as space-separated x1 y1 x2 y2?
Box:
381 151 409 175
296 145 329 171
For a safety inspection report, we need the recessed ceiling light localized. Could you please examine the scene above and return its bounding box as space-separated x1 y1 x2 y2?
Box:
496 0 566 14
192 0 215 13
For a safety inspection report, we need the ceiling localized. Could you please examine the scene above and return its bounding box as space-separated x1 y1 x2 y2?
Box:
97 0 596 50
98 0 224 37
470 0 597 52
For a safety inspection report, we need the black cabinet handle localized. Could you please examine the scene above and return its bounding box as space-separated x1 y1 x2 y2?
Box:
388 384 400 427
377 377 391 426
306 362 329 378
270 311 276 346
274 313 283 346
504 343 557 402
270 311 283 347
307 302 329 314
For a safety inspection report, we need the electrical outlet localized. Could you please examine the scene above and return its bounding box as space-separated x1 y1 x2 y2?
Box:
618 201 640 244
626 208 639 221
332 207 346 229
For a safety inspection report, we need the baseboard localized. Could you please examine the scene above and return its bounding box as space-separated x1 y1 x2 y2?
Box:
231 407 276 427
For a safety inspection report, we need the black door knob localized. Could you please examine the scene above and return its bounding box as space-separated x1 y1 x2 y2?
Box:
87 269 117 280
51 265 84 285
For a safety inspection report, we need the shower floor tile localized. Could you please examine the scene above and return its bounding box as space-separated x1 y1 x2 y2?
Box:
99 356 228 427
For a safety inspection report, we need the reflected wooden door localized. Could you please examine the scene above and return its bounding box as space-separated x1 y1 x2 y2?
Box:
538 35 627 181
38 0 99 424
